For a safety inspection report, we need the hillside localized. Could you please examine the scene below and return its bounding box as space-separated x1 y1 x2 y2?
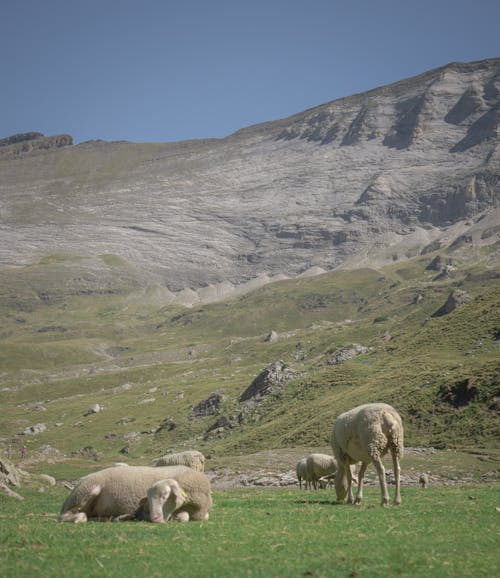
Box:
0 251 498 468
0 58 499 307
0 58 499 476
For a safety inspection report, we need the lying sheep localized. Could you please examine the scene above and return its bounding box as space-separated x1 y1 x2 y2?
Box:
306 453 337 490
153 450 205 472
330 403 404 506
58 465 212 523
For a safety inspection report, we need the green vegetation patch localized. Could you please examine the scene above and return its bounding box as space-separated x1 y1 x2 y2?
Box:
0 485 497 578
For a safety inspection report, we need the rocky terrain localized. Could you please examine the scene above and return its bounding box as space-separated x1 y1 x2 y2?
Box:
0 58 499 306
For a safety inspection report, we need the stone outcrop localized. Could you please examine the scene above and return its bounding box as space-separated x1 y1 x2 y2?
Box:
326 344 370 365
190 392 225 418
239 361 298 402
0 132 73 159
432 290 472 317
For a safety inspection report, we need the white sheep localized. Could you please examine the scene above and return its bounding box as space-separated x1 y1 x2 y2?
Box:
330 403 404 506
153 450 205 472
419 472 429 488
145 478 210 522
305 453 337 490
296 457 312 489
58 465 212 523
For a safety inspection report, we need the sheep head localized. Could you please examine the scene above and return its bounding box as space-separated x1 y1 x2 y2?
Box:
146 478 187 523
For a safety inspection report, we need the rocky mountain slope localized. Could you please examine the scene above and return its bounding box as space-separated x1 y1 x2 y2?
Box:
0 58 499 306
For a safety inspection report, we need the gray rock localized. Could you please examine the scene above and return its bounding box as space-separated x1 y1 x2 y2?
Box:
239 361 298 402
85 404 102 416
22 423 47 435
327 344 370 365
432 290 472 317
191 392 225 418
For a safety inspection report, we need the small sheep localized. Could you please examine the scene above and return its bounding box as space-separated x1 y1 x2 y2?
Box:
306 453 337 490
419 473 429 488
296 457 312 489
58 465 212 523
153 450 205 472
330 402 404 506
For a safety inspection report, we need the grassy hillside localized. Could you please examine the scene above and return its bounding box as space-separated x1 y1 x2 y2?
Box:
0 250 498 466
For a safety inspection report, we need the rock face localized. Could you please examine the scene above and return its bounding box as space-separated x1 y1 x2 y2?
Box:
0 59 499 304
0 132 73 159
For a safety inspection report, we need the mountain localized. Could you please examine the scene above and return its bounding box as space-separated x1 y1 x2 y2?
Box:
0 58 499 308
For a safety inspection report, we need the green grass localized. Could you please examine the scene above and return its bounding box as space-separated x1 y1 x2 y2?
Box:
0 253 498 463
0 485 498 577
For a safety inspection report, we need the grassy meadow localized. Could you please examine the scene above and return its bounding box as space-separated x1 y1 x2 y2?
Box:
0 248 499 577
0 484 498 578
1 249 498 463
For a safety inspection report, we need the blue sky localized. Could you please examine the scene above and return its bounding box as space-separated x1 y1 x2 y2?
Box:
2 0 499 144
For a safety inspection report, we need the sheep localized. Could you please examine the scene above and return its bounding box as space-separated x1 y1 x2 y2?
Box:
58 465 212 523
296 457 312 489
145 478 210 523
330 402 404 507
153 450 205 472
419 473 429 488
305 453 337 490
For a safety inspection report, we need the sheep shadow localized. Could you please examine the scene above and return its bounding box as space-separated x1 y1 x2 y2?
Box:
294 498 342 507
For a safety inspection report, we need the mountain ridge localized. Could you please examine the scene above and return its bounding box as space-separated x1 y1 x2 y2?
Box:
0 58 499 306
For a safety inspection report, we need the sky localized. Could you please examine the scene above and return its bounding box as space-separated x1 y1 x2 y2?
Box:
1 0 499 144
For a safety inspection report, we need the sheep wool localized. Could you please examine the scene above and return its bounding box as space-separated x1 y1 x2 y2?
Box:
59 465 212 523
330 402 404 506
305 453 337 490
154 450 205 472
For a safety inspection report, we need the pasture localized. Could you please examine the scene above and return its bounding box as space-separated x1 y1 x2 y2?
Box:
0 484 497 577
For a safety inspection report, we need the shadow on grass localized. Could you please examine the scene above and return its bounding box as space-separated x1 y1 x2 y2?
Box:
294 499 342 506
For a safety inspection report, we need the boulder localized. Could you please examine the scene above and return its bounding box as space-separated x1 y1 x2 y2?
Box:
432 290 472 317
22 423 47 435
191 392 225 418
327 344 370 365
239 361 298 402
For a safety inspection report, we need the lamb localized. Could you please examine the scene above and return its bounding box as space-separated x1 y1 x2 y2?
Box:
330 402 404 506
153 450 205 472
419 472 429 488
305 453 337 490
58 465 212 523
296 457 312 489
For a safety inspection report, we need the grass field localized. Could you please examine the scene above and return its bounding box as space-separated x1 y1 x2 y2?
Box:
0 484 498 578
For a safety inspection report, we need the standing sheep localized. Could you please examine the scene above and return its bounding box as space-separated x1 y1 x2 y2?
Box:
296 457 312 489
58 465 212 523
419 473 429 488
330 403 404 506
305 453 337 490
153 450 205 472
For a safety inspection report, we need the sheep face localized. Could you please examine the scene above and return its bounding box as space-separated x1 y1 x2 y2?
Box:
334 465 350 501
147 478 187 523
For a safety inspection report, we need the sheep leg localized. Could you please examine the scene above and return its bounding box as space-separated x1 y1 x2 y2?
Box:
391 451 402 506
58 484 102 523
354 462 367 505
346 464 354 504
372 457 390 506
